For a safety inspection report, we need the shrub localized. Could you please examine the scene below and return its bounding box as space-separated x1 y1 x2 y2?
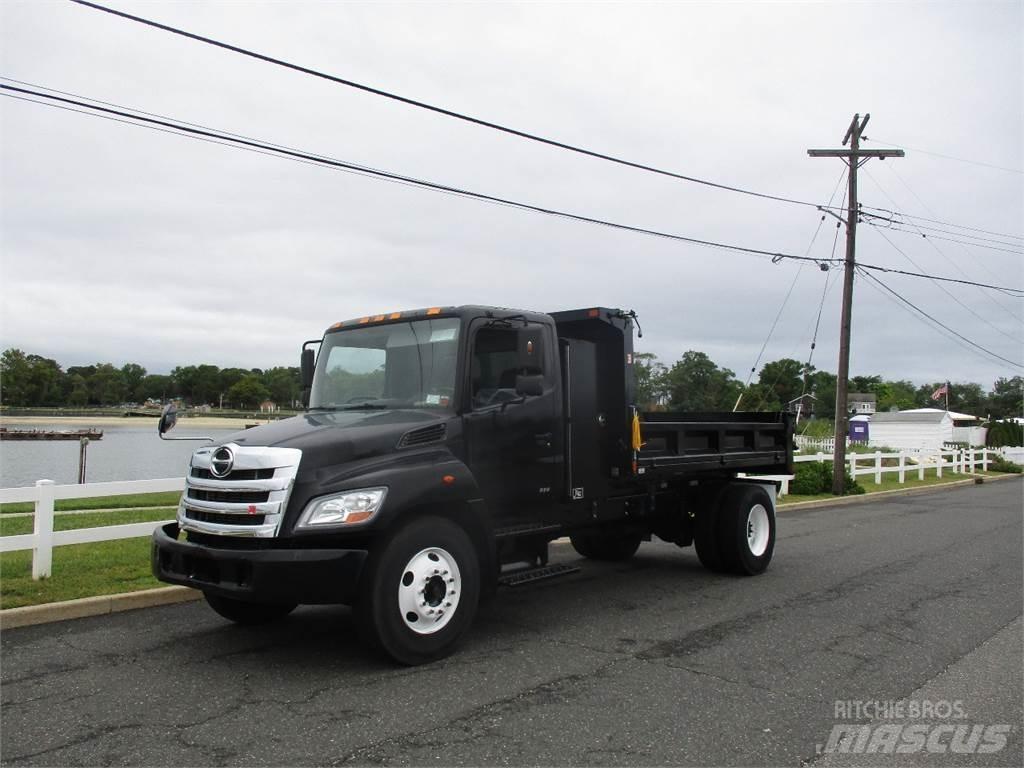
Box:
790 461 864 495
988 455 1023 474
986 420 1024 448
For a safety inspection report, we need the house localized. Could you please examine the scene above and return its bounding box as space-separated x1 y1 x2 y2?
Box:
868 410 953 451
847 393 876 415
867 408 986 450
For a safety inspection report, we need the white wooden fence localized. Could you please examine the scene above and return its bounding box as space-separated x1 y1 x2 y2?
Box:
794 435 849 452
0 478 183 580
794 448 996 486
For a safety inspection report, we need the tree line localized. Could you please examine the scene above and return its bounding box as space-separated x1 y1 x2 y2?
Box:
0 349 301 410
633 351 1022 421
2 346 1021 419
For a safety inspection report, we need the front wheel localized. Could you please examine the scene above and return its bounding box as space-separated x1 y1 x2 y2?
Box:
204 592 297 625
356 516 480 665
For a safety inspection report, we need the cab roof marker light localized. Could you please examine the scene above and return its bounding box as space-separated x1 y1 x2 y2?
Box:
389 312 402 320
587 308 600 318
427 307 442 315
358 317 370 324
373 314 386 322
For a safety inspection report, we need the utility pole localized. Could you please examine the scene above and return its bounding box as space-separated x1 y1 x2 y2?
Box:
809 114 903 494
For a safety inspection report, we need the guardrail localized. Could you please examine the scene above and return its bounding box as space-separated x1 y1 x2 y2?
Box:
794 448 995 485
0 478 183 580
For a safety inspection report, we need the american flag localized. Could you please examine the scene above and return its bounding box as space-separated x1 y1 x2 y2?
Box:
931 383 949 401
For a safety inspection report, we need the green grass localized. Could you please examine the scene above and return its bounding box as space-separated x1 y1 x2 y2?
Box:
780 468 1002 505
0 538 162 610
0 491 181 515
0 508 175 536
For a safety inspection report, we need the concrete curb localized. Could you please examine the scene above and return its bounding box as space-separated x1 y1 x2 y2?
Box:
778 472 1020 511
2 475 1018 630
0 585 202 630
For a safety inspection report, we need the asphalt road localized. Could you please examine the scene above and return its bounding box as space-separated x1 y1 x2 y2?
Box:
2 479 1022 767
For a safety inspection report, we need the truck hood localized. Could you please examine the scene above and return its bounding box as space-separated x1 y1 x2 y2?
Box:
218 409 449 477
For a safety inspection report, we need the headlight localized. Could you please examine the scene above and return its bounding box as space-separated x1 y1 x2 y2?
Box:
296 487 388 529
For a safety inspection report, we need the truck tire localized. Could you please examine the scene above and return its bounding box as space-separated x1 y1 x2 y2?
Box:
694 503 726 573
715 483 776 575
356 516 480 665
570 532 642 561
204 592 297 625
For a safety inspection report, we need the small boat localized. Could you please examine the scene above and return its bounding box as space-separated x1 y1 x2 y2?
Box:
0 427 104 441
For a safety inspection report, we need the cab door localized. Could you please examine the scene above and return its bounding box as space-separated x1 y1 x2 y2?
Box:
461 320 561 526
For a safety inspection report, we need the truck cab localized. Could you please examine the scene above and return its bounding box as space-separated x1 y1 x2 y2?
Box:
153 305 791 664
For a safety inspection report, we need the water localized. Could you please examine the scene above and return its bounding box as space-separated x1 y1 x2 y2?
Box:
0 424 242 488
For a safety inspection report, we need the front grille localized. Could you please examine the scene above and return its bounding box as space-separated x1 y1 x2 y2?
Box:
185 509 267 526
180 443 302 538
187 489 271 504
191 467 275 481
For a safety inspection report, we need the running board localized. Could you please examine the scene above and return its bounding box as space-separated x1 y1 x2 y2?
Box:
498 563 580 587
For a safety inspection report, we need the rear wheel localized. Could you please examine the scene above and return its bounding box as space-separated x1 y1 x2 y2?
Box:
356 516 480 665
570 531 642 561
204 593 297 625
696 483 776 575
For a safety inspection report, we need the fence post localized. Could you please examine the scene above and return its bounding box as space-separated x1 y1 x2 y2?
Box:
898 452 906 484
32 480 55 580
937 451 943 478
983 448 989 472
817 452 825 464
874 451 882 484
919 454 925 481
849 454 857 482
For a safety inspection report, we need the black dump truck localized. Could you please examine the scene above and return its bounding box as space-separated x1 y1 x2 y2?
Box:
153 306 792 664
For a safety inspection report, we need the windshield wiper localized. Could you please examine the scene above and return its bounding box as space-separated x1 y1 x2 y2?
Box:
310 402 389 411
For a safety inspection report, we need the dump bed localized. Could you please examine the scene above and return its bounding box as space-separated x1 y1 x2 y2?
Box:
637 411 793 477
550 306 793 496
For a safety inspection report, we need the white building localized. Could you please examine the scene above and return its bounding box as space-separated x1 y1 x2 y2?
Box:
868 408 986 451
848 393 877 415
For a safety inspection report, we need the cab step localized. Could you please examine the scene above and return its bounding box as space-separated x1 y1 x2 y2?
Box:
493 522 563 539
497 563 580 587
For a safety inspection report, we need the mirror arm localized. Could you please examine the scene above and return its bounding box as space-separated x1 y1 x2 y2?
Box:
159 433 215 442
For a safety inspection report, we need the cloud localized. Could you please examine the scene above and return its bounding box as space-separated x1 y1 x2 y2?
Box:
1 0 1020 388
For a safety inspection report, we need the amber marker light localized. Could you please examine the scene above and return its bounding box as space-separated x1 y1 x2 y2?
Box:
373 314 386 322
427 307 442 315
442 475 456 486
389 312 402 320
358 317 370 324
587 308 600 318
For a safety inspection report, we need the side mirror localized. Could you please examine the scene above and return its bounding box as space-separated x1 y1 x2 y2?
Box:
301 346 316 407
515 374 544 397
517 327 544 371
158 404 178 436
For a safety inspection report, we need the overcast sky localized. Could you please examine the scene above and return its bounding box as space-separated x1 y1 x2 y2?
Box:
1 1 1021 389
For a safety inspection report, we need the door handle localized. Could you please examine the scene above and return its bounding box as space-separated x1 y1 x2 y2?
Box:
535 432 552 447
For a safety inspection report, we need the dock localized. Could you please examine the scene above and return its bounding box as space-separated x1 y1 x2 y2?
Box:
0 428 104 441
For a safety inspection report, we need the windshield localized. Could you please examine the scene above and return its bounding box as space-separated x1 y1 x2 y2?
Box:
309 318 460 410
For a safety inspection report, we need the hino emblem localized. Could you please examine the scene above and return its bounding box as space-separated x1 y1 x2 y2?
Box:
210 446 234 478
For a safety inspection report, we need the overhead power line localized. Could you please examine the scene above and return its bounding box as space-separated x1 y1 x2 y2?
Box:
4 81 1023 298
860 165 1023 326
857 267 1022 370
863 136 1024 175
70 0 840 212
865 222 1024 256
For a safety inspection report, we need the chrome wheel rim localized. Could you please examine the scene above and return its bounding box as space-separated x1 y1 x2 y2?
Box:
746 504 770 557
398 547 461 635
